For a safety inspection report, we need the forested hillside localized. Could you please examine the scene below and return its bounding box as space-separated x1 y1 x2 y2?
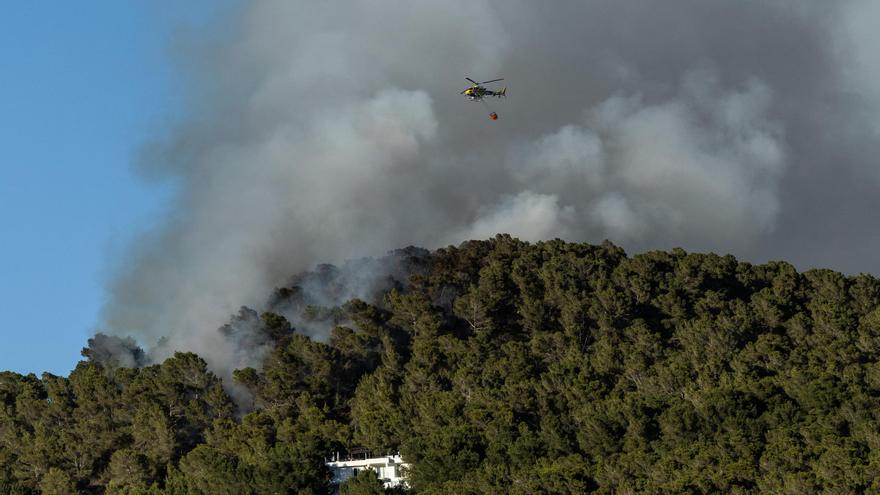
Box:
4 236 880 494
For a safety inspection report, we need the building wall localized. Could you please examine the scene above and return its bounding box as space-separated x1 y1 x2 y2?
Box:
327 454 408 490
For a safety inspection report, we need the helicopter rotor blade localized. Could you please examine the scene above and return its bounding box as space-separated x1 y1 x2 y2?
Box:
480 78 504 84
465 77 478 85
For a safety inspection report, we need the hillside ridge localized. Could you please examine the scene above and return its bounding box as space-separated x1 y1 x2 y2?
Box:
4 235 880 493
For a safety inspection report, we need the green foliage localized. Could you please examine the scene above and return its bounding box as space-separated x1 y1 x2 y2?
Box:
39 467 76 495
340 469 387 495
5 238 880 493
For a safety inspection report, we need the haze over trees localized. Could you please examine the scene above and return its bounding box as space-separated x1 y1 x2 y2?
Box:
3 236 880 493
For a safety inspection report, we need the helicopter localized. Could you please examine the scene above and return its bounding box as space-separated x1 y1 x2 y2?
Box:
460 77 506 101
461 77 506 120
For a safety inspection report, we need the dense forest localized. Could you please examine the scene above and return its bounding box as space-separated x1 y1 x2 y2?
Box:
4 236 880 494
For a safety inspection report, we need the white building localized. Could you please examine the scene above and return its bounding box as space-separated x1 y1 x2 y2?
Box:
327 452 408 491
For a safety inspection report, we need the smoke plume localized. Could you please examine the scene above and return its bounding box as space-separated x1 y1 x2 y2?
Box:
103 0 880 374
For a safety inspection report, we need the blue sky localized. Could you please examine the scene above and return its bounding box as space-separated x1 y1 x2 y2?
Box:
0 2 231 376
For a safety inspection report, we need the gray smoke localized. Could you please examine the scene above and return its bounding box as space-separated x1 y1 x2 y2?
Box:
103 0 880 374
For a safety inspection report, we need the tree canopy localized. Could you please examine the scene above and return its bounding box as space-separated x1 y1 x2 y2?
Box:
3 236 880 493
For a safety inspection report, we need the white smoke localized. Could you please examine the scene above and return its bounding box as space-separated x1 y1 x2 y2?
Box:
452 191 575 243
102 0 880 374
588 72 785 250
838 0 880 114
491 70 785 250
